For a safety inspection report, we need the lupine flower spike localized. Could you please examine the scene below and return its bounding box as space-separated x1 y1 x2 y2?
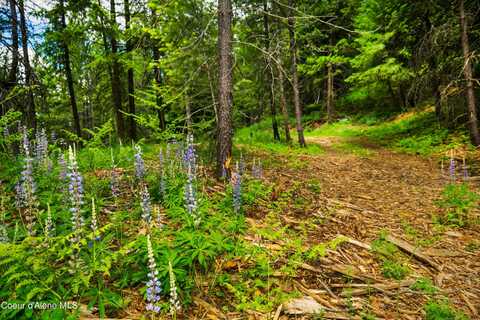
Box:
145 235 162 314
140 184 152 224
44 203 54 240
169 260 181 316
91 198 100 241
462 156 469 180
232 162 242 213
184 164 200 226
67 146 84 244
0 225 9 243
16 128 38 235
35 128 49 166
183 134 196 174
134 145 146 182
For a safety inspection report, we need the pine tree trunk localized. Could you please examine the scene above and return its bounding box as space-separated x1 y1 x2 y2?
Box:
216 0 234 178
18 0 36 129
287 0 306 147
278 65 291 142
59 0 81 138
124 0 136 141
459 0 480 146
326 62 335 123
151 9 166 131
110 0 125 139
7 0 19 87
263 0 280 141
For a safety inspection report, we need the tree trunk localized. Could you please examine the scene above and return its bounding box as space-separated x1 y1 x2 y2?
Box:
287 0 306 147
7 0 19 87
263 0 280 141
216 0 234 178
151 9 166 131
326 62 335 123
459 0 480 146
278 65 291 142
110 0 125 139
18 0 36 129
124 0 136 141
59 0 81 138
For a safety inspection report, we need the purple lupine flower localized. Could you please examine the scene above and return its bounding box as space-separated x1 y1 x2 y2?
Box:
462 157 469 180
16 128 37 235
145 235 162 313
58 153 67 181
67 146 84 243
184 165 200 226
168 261 181 315
140 184 152 223
154 205 164 229
232 162 242 213
134 145 146 181
449 156 456 181
35 128 49 165
183 134 196 172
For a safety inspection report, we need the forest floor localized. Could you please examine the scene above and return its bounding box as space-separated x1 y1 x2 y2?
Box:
198 128 480 319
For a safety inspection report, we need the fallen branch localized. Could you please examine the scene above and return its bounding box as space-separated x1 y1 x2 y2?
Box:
385 235 441 271
293 280 339 311
339 279 415 297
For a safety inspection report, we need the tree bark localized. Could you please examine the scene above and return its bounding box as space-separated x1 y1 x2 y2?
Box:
18 0 36 129
124 0 136 141
59 0 81 138
459 0 480 146
7 0 19 87
216 0 234 178
110 0 125 139
278 65 291 142
287 0 306 147
326 62 335 123
151 9 166 131
263 0 280 141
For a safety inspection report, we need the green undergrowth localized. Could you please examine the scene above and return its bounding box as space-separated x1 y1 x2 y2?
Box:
306 109 473 156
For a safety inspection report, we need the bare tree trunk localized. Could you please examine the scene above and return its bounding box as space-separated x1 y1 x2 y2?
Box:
278 65 291 142
459 0 480 146
151 9 166 131
326 62 335 123
124 0 136 141
59 0 81 138
287 0 305 147
7 0 19 87
110 0 125 139
216 0 234 178
263 0 280 141
18 0 36 129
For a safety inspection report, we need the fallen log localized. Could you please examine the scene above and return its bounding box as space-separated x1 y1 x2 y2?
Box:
385 235 441 271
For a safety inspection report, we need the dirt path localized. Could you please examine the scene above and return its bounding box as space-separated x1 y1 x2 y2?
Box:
245 136 480 319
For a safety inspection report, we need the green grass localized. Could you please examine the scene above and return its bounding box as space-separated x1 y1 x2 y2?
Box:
425 299 469 320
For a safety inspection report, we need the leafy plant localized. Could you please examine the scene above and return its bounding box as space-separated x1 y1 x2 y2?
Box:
435 183 479 226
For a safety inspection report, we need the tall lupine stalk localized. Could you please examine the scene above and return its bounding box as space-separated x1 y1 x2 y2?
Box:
449 155 456 182
67 146 84 244
16 128 38 235
153 205 164 229
252 158 263 178
91 198 100 241
0 225 9 243
44 203 54 241
184 162 200 226
183 134 196 174
145 235 162 314
140 184 152 224
35 128 49 166
134 145 146 182
168 261 181 317
232 162 242 213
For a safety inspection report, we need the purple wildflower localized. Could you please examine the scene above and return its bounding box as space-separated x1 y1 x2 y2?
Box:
183 134 196 172
16 128 37 235
168 261 181 315
232 162 242 213
67 146 84 243
140 184 152 223
145 235 162 313
44 203 54 240
35 128 49 165
449 156 456 181
134 145 146 181
184 165 200 226
58 153 67 181
153 205 164 229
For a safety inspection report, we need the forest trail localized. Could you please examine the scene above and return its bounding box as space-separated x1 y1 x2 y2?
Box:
241 135 480 319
